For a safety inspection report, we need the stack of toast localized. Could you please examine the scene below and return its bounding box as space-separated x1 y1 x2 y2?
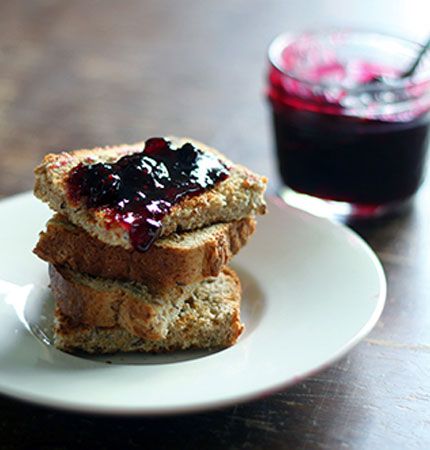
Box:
33 136 267 354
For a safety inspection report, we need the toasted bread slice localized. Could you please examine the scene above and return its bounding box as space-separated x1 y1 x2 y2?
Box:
34 136 267 250
35 214 255 290
51 266 244 354
49 265 241 345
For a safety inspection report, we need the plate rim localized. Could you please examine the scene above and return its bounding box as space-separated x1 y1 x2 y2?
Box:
0 192 386 416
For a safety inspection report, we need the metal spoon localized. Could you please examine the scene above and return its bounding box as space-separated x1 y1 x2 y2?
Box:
372 35 430 84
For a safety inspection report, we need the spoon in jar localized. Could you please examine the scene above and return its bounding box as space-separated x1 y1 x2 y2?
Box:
370 35 430 84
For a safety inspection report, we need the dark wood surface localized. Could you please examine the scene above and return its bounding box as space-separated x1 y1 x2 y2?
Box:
0 1 429 448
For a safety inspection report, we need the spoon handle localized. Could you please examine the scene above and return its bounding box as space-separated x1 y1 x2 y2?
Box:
401 37 430 79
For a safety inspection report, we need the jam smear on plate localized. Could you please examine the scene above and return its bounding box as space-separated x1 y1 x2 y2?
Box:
67 137 230 251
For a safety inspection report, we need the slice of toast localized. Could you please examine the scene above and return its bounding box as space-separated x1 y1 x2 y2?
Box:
50 264 243 342
35 214 255 290
51 265 244 354
34 136 267 250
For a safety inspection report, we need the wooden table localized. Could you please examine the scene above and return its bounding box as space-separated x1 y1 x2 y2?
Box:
0 1 429 448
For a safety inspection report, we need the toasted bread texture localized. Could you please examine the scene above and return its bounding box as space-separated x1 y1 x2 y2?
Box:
35 214 255 290
49 265 243 348
51 266 244 354
34 136 267 250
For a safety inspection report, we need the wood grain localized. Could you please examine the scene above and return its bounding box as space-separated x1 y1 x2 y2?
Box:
0 0 429 448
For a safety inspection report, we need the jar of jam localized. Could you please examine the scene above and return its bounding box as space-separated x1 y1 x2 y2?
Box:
267 29 430 219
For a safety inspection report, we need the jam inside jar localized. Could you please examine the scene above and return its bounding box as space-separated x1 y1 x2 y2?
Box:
267 30 430 219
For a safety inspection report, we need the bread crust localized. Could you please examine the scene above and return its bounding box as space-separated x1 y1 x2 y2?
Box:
34 136 267 249
35 214 256 290
50 265 243 346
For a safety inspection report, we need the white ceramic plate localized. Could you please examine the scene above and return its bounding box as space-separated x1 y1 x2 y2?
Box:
0 192 385 415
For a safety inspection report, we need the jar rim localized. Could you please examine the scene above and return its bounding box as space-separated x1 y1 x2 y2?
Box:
268 28 430 94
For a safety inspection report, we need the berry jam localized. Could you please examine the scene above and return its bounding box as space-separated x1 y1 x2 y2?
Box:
270 106 430 205
67 138 230 251
267 31 430 217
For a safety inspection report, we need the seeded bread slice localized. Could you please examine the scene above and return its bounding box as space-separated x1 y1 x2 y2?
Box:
35 214 255 291
51 266 244 354
54 306 243 354
34 136 267 250
50 265 243 345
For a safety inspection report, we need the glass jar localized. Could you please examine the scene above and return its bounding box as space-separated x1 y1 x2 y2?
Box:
267 29 430 220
